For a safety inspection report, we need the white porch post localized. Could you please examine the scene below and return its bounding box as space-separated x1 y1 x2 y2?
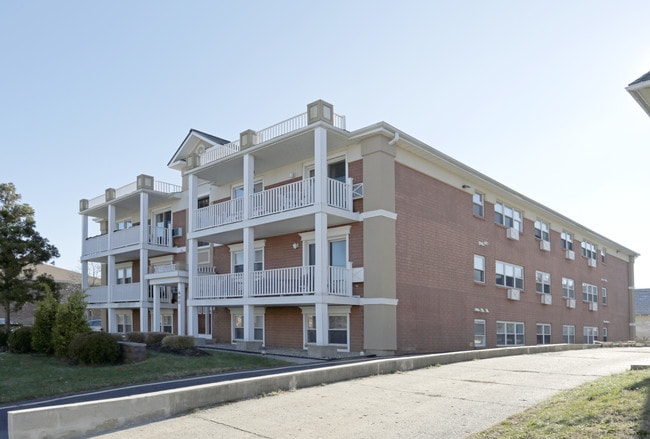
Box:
151 286 160 332
243 153 254 220
178 282 186 336
242 227 255 342
81 215 88 290
107 204 116 333
314 126 329 346
187 174 197 336
314 126 327 207
139 249 149 332
315 302 328 346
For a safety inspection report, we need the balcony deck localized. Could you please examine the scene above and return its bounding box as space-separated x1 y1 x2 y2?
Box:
82 226 173 258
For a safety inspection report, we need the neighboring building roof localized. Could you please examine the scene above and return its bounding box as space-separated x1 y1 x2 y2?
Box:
626 69 650 117
635 289 650 315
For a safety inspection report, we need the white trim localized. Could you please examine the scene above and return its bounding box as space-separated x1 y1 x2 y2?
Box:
359 298 398 306
360 209 397 221
228 240 267 253
299 226 351 242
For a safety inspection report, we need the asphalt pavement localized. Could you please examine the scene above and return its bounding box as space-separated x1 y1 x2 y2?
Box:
92 346 650 438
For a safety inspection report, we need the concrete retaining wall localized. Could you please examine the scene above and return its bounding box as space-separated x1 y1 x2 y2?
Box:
8 343 597 439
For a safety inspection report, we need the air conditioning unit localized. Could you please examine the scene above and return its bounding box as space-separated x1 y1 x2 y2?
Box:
506 227 519 241
540 240 550 252
565 250 575 260
589 302 598 311
541 294 552 305
171 227 183 237
566 298 576 308
588 258 597 268
507 289 520 301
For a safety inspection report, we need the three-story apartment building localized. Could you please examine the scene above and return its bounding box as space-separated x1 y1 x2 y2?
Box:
80 100 638 357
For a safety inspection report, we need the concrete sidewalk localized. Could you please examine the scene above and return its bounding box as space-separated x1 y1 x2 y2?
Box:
93 347 650 438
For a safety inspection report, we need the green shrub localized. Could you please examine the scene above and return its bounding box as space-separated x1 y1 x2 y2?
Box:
68 332 121 365
162 335 195 350
8 327 33 354
145 332 167 346
125 332 146 343
31 293 59 355
0 328 9 349
52 291 91 357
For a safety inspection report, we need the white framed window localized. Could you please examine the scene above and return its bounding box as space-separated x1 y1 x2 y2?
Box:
602 327 608 341
229 241 266 273
494 202 522 231
562 277 575 299
301 306 350 351
474 319 486 347
116 311 133 333
534 220 550 242
230 309 265 343
300 226 351 267
536 323 551 345
161 311 173 333
232 181 263 199
472 192 484 217
197 196 210 248
581 240 597 262
495 261 524 289
582 283 598 303
535 271 551 294
561 231 573 251
583 326 598 344
600 248 607 264
496 321 525 346
116 263 133 285
116 218 132 230
474 255 485 283
563 325 575 344
306 158 347 182
602 288 607 306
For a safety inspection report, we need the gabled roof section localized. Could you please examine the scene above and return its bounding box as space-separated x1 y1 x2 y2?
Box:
167 129 230 170
626 69 650 118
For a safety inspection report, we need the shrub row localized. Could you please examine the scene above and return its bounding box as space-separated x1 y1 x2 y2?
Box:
125 332 168 346
68 332 122 365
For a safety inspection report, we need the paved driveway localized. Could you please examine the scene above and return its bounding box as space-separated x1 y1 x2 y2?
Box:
94 347 650 438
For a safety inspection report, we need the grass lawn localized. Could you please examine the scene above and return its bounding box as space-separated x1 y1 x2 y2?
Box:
0 350 288 404
470 368 650 438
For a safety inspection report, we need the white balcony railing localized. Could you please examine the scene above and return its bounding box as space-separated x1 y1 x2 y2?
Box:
83 233 109 256
85 286 108 304
112 282 141 302
197 110 347 167
193 177 353 232
112 226 140 248
192 266 352 300
83 226 172 257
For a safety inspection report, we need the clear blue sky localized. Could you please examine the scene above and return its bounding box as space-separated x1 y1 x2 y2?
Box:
2 1 649 286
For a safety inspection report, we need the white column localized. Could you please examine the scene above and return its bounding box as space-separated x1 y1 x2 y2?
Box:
107 308 117 334
187 174 198 336
243 153 254 220
315 303 328 346
81 215 88 290
106 205 115 334
314 126 327 207
139 248 149 332
242 227 255 341
178 282 186 336
153 285 161 332
243 304 255 342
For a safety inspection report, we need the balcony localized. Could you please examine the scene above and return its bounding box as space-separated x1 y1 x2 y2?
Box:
192 266 352 300
193 177 353 232
83 226 173 257
85 283 141 304
197 110 346 168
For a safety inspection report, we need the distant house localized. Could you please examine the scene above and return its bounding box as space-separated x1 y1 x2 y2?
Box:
2 264 97 326
635 289 650 340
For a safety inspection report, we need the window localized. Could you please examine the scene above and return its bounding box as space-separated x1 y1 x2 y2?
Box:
562 277 575 299
582 283 598 303
535 271 551 294
600 248 607 264
232 249 264 273
583 326 598 344
561 232 573 251
472 192 484 217
496 321 525 346
474 255 485 283
309 160 347 182
305 315 316 344
494 202 522 231
254 315 264 342
116 266 132 284
154 210 172 244
536 324 551 344
581 240 597 261
116 312 133 333
328 315 348 345
232 314 244 340
563 325 575 344
602 327 608 342
161 313 173 333
116 219 132 230
231 313 263 342
534 220 550 242
495 261 524 289
602 288 607 306
233 181 263 199
197 196 209 208
474 319 486 347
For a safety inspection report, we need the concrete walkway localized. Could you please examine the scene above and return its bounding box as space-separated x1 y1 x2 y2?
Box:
93 347 650 438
